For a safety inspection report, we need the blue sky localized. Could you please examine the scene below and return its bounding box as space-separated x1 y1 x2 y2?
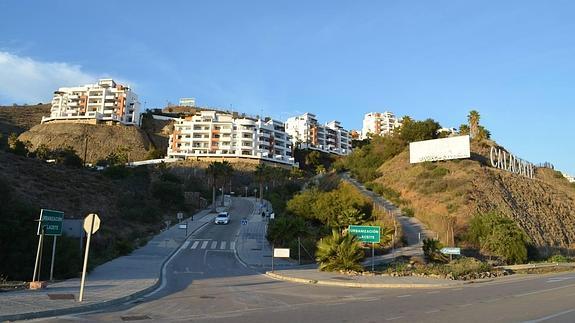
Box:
0 1 573 175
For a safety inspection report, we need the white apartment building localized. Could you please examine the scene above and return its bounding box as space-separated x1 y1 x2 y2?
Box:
285 113 352 156
361 111 402 139
167 110 295 166
42 79 141 126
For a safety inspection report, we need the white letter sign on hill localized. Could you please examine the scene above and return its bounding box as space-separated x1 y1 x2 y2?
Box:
409 135 470 164
490 147 535 179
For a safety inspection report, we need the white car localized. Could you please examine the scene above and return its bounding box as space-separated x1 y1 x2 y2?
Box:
214 212 230 225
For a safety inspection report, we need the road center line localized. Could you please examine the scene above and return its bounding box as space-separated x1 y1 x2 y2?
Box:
514 283 575 298
522 309 575 323
386 316 404 321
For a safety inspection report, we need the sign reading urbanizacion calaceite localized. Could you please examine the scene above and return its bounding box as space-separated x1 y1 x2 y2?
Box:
490 147 535 179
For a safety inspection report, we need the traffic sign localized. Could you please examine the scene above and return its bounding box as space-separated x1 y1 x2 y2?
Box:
83 214 101 234
177 212 184 220
440 247 461 255
274 248 290 258
348 225 380 243
178 224 187 229
38 209 64 236
241 219 248 225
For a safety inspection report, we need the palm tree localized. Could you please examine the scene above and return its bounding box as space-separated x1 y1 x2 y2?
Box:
254 163 269 202
316 229 365 272
219 161 234 206
467 110 480 139
207 161 223 212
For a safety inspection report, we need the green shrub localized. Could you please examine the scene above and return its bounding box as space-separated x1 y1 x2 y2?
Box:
466 212 529 264
547 254 571 263
402 207 414 217
316 230 364 272
422 238 448 263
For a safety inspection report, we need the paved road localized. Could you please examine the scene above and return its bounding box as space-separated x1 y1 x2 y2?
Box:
340 172 434 245
28 198 575 323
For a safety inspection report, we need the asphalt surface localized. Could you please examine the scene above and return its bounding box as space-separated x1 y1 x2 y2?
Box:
26 198 575 323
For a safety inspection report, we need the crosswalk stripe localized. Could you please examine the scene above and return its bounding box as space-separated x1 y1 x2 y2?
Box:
201 241 209 249
182 241 190 249
211 241 218 249
230 241 236 250
190 241 199 249
220 241 227 249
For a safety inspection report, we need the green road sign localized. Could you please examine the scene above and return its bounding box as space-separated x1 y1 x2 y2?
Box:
37 209 64 236
348 225 380 243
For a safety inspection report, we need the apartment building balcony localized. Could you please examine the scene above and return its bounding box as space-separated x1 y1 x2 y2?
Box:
104 102 116 107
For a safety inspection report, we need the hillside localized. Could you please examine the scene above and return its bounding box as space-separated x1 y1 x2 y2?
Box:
18 123 154 164
374 140 575 253
0 104 50 137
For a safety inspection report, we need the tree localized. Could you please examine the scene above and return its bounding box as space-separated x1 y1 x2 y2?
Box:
34 144 52 160
207 161 223 212
422 238 448 263
316 229 364 272
7 133 29 156
54 146 83 167
467 212 529 264
219 161 234 206
335 208 367 232
468 110 480 139
399 118 441 143
458 124 470 136
254 163 269 202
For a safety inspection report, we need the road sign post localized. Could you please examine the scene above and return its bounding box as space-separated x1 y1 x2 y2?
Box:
348 225 381 272
32 209 64 283
272 247 290 273
79 213 101 302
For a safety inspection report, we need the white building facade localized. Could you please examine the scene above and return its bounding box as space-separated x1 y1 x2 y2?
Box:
167 110 295 166
285 113 352 155
361 111 401 139
42 79 141 126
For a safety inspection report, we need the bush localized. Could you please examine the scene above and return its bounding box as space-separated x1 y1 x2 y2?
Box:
402 207 414 217
151 180 184 208
466 212 529 264
547 254 571 263
316 230 364 272
422 238 448 263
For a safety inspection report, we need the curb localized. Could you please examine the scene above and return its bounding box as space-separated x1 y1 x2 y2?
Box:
0 212 212 322
265 271 463 289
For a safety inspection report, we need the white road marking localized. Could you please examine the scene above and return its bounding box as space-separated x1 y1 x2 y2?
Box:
201 241 209 249
547 276 575 283
514 283 575 298
425 310 440 314
458 303 473 308
220 241 227 249
182 241 190 249
211 241 218 249
190 241 199 249
397 294 411 298
522 309 575 323
386 316 404 321
230 241 236 250
427 291 441 294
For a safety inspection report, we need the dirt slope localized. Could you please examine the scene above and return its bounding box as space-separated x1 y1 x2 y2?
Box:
0 104 50 137
375 140 575 252
18 123 153 163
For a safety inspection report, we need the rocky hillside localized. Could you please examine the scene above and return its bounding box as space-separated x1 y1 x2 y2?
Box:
375 140 575 253
0 104 50 137
19 123 154 163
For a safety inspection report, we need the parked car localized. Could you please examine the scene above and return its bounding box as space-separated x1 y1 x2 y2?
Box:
214 212 230 225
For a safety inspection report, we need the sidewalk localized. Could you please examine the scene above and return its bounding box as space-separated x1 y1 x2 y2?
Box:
234 197 302 271
0 208 218 322
266 269 465 289
234 198 464 289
